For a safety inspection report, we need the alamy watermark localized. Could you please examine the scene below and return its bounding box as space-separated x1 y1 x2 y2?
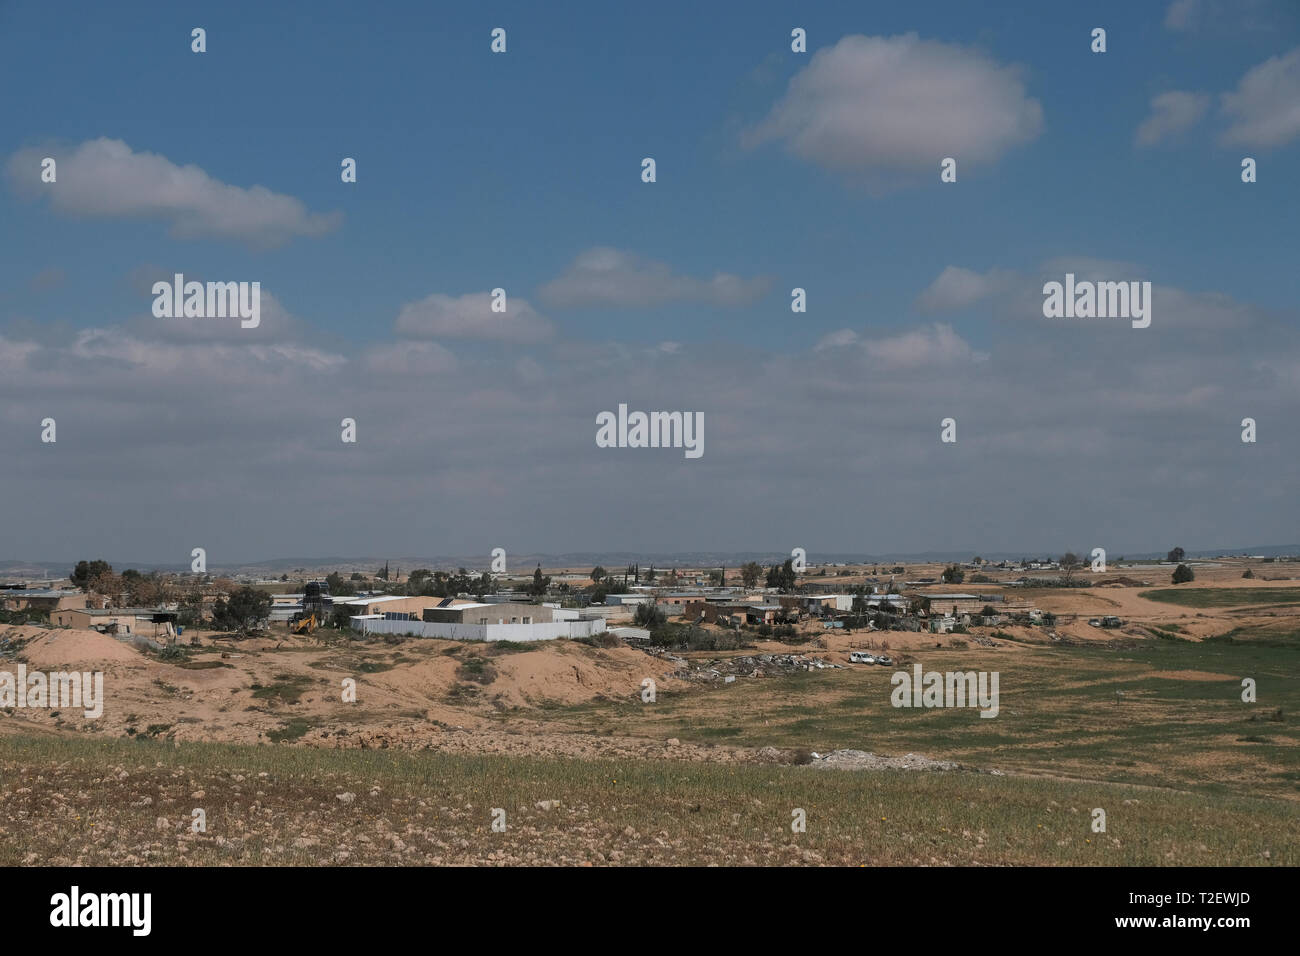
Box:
891 664 999 718
0 665 103 718
152 273 260 328
1042 273 1151 328
596 404 703 459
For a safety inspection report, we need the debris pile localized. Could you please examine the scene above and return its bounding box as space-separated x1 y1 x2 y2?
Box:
687 653 842 682
808 750 962 772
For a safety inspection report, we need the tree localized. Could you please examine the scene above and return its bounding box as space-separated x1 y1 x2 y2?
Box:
779 558 797 591
591 566 606 584
644 566 657 583
529 565 551 598
740 562 763 590
176 587 206 628
633 602 667 628
1167 547 1186 563
1243 568 1255 579
326 571 356 597
766 560 796 592
88 570 124 603
942 564 965 585
71 560 113 589
1059 553 1081 582
210 587 272 635
1172 563 1194 584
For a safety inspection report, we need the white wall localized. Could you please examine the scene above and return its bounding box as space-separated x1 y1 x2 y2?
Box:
353 617 607 642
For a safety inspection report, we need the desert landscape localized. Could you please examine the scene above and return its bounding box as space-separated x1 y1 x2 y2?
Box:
3 555 1296 866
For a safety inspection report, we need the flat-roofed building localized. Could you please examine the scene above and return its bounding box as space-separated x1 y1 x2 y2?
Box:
0 589 87 613
423 602 552 625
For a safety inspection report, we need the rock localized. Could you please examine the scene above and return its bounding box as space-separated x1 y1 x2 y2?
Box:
336 792 356 805
535 799 560 811
666 738 680 746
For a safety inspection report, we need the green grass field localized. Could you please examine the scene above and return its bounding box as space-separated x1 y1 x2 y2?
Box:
0 734 1293 866
538 630 1300 801
1139 588 1300 608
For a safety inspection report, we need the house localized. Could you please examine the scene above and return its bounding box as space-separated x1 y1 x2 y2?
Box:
929 615 957 634
0 588 87 613
51 607 176 638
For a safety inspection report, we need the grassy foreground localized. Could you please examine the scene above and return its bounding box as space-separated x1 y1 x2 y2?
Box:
0 734 1293 866
543 631 1300 801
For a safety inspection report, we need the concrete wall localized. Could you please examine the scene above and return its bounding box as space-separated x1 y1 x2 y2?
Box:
354 617 606 642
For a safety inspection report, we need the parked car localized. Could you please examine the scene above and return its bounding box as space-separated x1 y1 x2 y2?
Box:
875 655 894 666
1088 618 1101 627
849 651 876 664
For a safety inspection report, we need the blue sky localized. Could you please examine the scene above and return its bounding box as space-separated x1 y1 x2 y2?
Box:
1 0 1298 563
5 0 1296 350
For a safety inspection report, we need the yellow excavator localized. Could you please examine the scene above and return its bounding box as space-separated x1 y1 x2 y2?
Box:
292 613 319 635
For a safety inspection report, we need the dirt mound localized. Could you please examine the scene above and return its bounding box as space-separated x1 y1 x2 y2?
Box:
4 626 143 668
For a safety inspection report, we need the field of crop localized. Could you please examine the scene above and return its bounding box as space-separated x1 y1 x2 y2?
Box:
0 733 1293 866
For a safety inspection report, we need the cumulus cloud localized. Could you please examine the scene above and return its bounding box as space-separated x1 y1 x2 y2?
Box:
916 266 1017 312
538 247 770 309
6 138 341 246
919 257 1266 332
394 292 554 343
1219 46 1300 147
745 34 1043 179
816 324 984 369
1135 91 1210 146
0 269 1295 559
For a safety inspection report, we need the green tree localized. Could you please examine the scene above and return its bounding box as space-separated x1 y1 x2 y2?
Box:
71 560 113 589
1167 547 1186 563
633 602 667 628
210 587 272 635
326 571 356 596
740 562 763 589
529 565 551 598
591 566 606 584
942 564 965 584
1172 563 1194 584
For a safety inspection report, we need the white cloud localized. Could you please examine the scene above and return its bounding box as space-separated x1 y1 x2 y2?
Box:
1164 0 1200 30
861 323 984 369
6 138 341 246
539 247 770 309
1135 91 1210 146
745 34 1043 178
816 323 983 369
916 266 1017 312
1220 46 1300 147
814 328 861 351
394 292 554 343
362 340 457 375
